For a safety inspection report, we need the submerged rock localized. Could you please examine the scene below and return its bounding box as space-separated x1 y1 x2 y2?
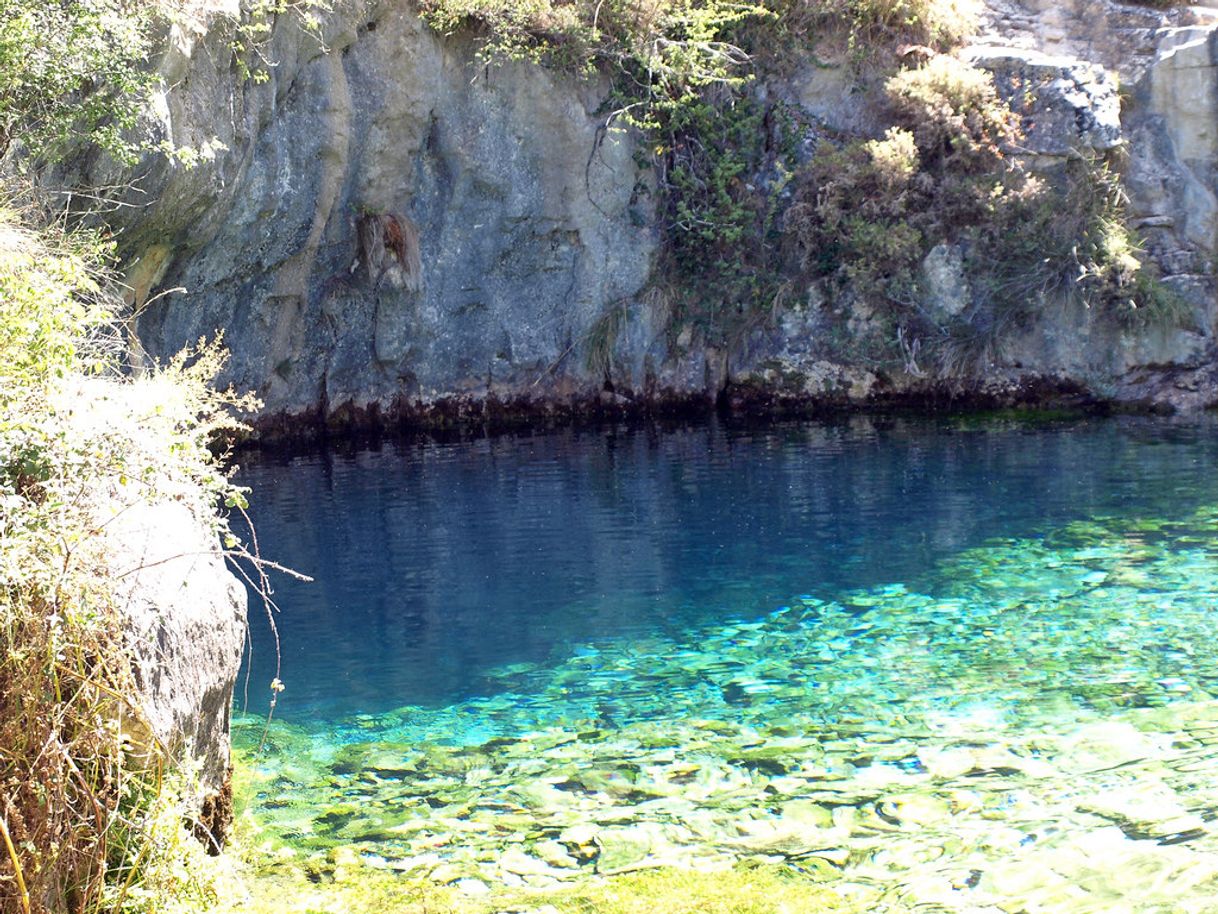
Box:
236 502 1218 909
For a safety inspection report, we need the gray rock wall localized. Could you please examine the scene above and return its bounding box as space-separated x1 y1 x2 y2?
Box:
119 0 1218 424
125 1 656 426
107 497 246 846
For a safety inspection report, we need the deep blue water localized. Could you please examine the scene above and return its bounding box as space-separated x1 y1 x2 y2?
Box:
232 415 1218 723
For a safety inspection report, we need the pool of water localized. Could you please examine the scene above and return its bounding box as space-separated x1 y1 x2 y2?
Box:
235 415 1218 721
231 415 1218 911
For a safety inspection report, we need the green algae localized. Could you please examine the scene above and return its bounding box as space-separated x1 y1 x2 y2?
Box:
217 863 855 914
230 501 1218 912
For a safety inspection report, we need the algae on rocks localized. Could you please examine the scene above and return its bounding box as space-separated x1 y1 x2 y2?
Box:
234 501 1218 912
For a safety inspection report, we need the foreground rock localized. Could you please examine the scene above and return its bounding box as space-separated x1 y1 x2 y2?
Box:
66 378 248 846
109 498 247 845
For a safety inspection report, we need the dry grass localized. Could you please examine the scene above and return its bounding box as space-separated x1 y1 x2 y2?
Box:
775 0 980 68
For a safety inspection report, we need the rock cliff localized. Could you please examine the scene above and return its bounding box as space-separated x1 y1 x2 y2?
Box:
112 0 1218 428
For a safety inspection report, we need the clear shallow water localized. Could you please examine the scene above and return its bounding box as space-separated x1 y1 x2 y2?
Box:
232 416 1218 910
235 415 1218 726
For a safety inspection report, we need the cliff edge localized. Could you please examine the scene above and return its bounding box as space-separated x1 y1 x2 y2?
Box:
101 0 1218 428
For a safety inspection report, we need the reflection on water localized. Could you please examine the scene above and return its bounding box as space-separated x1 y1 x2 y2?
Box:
235 415 1218 721
233 416 1218 912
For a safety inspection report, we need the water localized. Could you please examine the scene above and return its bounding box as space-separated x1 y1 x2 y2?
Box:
231 415 1218 911
235 415 1218 722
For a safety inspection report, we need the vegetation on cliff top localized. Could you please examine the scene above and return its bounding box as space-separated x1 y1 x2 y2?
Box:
0 0 157 165
420 0 1183 373
419 0 984 351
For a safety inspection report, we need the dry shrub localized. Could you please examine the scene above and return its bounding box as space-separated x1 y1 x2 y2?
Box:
885 54 1017 173
774 0 980 68
969 157 1186 330
787 126 924 300
356 212 423 293
787 55 1018 297
0 208 255 913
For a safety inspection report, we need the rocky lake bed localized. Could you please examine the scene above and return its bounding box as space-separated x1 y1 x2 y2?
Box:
233 507 1218 912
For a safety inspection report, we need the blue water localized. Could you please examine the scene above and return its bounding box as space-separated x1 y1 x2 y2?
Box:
233 415 1218 724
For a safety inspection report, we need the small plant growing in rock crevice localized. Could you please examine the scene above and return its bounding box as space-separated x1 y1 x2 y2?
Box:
354 209 424 293
649 92 803 348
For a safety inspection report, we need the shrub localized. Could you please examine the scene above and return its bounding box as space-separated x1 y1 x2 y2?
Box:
0 206 256 913
764 0 980 72
654 92 801 344
418 0 766 80
969 156 1186 331
885 54 1017 173
0 0 160 165
787 126 923 305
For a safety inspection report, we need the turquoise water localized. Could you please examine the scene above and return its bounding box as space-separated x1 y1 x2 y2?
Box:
232 416 1218 910
235 416 1218 725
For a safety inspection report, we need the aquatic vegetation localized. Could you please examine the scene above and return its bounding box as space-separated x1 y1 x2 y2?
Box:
235 500 1218 911
218 861 850 914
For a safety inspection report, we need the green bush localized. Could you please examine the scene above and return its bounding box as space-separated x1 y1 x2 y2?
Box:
885 54 1016 174
0 0 159 165
788 127 923 304
654 92 801 345
970 157 1186 332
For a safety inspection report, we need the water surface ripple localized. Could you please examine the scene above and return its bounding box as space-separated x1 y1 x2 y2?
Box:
236 416 1218 722
233 416 1218 912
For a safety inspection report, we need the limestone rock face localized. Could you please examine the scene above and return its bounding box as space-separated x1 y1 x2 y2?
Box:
106 496 247 844
113 0 1218 422
1140 26 1218 269
967 46 1123 157
920 243 971 321
124 5 656 424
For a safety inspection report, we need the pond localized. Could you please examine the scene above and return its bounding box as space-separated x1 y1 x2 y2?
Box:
232 415 1218 911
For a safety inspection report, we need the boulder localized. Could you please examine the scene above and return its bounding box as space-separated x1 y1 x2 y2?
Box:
967 45 1123 157
65 377 249 850
108 497 247 848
